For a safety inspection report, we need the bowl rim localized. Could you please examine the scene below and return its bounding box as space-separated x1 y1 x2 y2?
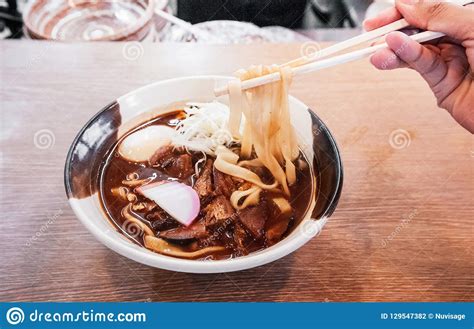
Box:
64 75 343 273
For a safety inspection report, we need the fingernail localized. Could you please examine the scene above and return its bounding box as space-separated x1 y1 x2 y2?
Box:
362 20 369 31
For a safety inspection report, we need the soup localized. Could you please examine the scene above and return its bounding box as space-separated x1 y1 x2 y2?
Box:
100 107 314 260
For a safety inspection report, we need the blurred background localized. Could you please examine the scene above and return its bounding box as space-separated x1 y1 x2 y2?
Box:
0 0 394 42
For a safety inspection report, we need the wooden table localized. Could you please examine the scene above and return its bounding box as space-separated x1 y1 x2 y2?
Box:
1 41 472 302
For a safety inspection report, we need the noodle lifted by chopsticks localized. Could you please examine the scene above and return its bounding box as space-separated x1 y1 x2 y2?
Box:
217 65 299 208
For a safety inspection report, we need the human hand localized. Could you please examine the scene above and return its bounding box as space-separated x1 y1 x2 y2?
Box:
364 0 474 133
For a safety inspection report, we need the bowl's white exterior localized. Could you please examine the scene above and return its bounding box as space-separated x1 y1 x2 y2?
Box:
67 76 329 273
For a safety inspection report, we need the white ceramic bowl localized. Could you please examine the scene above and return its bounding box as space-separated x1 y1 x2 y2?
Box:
64 76 343 273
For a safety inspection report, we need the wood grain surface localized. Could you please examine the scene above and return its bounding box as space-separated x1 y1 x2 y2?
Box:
0 41 472 302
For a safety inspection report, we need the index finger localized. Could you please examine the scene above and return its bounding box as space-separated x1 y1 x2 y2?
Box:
363 6 402 31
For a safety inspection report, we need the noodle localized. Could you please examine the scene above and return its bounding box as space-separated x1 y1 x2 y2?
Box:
230 185 262 210
233 65 297 189
214 146 278 190
228 79 242 139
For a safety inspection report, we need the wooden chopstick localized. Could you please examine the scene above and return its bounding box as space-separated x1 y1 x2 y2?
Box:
214 18 410 97
292 30 444 75
214 0 474 97
283 18 409 68
281 0 474 68
214 30 445 97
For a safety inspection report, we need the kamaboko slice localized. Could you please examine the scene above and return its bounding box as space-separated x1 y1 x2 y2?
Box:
137 181 200 226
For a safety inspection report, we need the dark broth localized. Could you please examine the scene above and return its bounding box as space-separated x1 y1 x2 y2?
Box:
99 110 315 260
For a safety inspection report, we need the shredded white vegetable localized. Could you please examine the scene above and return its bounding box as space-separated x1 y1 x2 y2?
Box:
171 101 237 156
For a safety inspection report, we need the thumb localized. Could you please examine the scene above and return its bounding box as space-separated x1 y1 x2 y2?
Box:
396 0 474 42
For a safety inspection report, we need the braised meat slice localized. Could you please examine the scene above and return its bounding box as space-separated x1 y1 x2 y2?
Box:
265 218 291 245
159 222 208 240
203 195 235 227
165 154 193 178
265 205 293 245
147 211 180 231
194 159 213 198
234 223 249 255
149 144 174 165
213 167 235 197
238 201 268 238
149 145 193 179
